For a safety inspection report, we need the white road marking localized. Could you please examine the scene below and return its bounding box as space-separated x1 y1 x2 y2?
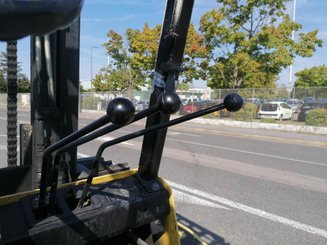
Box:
173 189 231 210
77 152 91 158
97 136 134 146
167 180 327 239
168 131 199 137
168 138 327 167
76 152 327 238
0 141 323 239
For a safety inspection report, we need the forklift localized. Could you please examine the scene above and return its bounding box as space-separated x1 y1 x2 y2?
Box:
0 0 243 244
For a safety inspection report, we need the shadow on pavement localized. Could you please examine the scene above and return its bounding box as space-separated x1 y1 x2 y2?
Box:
177 213 230 245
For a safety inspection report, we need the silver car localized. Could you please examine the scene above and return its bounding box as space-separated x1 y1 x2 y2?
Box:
135 100 149 111
286 99 304 113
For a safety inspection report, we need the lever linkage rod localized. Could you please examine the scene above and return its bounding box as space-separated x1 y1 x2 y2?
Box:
77 93 243 208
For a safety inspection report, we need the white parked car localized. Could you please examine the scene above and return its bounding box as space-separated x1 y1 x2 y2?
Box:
257 102 293 120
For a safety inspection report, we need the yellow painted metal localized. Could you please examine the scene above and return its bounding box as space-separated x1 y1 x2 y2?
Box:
154 178 181 245
177 222 208 245
0 169 137 206
0 168 203 245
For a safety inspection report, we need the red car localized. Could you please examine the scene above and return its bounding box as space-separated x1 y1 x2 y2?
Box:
181 100 214 114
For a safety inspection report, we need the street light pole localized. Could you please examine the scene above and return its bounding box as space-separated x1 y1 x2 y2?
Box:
90 46 98 92
288 0 297 99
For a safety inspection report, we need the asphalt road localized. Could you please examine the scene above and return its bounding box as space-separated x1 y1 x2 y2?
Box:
0 109 326 244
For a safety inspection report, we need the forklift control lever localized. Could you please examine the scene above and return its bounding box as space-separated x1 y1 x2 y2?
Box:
77 94 243 207
43 93 180 213
38 97 135 211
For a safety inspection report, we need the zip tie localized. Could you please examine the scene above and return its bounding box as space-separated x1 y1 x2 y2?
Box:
153 71 166 89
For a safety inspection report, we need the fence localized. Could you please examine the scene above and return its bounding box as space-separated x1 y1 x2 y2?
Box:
210 87 327 101
0 87 326 111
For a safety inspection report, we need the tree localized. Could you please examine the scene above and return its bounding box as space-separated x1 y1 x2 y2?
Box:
176 82 191 91
199 0 323 89
17 73 30 92
0 52 30 92
92 65 144 98
102 30 147 96
103 23 207 88
80 82 86 93
294 65 327 87
126 23 161 83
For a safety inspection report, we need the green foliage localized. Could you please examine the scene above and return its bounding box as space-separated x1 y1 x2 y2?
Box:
0 74 30 93
92 65 144 99
199 0 322 89
17 73 30 92
0 52 30 92
232 102 258 121
103 29 148 90
103 23 207 87
0 71 6 92
80 82 86 93
127 23 161 80
305 109 327 126
104 30 126 68
295 65 327 87
176 82 191 91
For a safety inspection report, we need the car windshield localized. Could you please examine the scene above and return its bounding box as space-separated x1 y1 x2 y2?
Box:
287 100 297 105
261 104 278 111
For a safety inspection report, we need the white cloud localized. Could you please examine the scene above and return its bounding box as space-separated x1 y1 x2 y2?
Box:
81 17 106 23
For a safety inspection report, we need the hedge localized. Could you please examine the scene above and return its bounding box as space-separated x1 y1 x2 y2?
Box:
305 108 327 126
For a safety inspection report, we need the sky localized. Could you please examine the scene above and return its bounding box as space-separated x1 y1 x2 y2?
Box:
0 0 326 89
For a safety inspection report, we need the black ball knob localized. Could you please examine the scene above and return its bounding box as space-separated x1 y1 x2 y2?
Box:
158 92 181 114
224 93 243 112
107 98 135 125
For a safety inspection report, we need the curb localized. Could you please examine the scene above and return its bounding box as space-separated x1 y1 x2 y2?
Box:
190 118 327 135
